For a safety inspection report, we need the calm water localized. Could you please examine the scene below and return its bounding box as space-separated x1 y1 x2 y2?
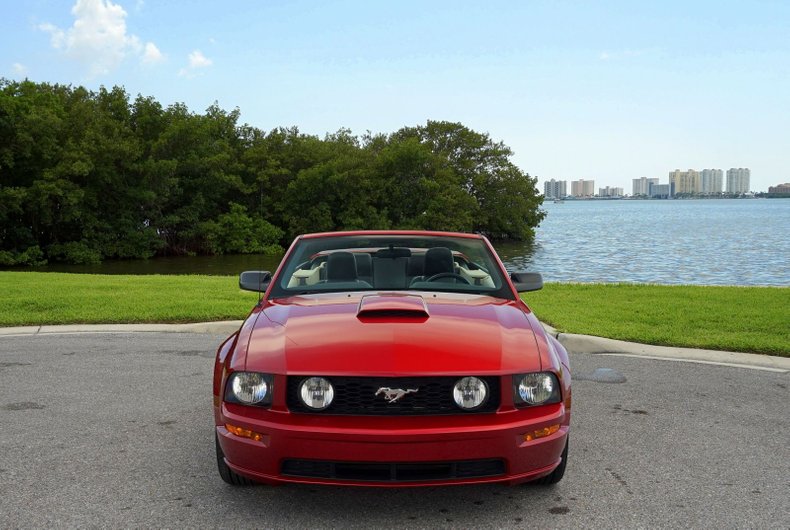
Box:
14 199 790 286
498 198 790 286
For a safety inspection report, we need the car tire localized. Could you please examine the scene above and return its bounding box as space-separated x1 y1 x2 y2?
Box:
216 433 256 486
532 437 568 486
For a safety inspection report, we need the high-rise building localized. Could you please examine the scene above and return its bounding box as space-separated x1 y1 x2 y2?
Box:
571 179 594 197
649 183 673 198
598 186 623 197
543 179 567 199
669 169 701 194
700 169 723 194
726 168 750 194
632 177 659 196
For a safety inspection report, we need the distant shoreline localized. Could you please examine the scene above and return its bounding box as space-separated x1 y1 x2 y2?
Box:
546 195 789 201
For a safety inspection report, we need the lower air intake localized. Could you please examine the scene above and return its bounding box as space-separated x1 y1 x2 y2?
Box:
281 459 506 482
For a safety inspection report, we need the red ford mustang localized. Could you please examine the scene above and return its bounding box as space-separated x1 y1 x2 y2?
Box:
213 231 571 487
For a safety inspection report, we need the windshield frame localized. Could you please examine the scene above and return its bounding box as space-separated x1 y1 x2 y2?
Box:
266 232 516 301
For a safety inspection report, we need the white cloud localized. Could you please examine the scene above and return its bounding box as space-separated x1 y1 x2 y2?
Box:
38 22 66 48
188 50 212 68
12 63 29 76
141 42 164 64
38 0 162 76
599 52 610 61
179 49 213 77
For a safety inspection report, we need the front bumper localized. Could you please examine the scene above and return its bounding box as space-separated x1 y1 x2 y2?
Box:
216 402 569 487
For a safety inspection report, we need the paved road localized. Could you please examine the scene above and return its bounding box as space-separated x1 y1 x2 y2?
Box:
1 333 788 528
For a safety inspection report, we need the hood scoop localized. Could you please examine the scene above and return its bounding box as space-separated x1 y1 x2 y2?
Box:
356 294 429 320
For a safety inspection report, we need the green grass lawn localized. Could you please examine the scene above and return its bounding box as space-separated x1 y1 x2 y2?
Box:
1 272 787 355
0 272 259 326
522 283 789 356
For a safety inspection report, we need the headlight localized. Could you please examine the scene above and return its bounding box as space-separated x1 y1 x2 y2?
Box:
225 372 273 406
514 372 561 406
452 376 488 410
299 377 335 410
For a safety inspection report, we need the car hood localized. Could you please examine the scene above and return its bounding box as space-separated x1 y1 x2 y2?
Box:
245 292 542 376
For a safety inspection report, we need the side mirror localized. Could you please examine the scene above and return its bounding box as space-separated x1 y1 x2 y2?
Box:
239 271 272 292
510 272 543 292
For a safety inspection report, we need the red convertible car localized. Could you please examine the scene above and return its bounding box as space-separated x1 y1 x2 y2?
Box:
213 231 571 487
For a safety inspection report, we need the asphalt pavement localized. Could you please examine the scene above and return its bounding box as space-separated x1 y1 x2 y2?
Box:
1 332 788 528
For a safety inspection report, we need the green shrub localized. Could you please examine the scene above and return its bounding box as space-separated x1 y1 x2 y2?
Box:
0 250 16 266
47 242 102 265
12 245 47 267
201 203 284 255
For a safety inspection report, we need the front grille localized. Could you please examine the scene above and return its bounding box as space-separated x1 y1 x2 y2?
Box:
286 376 500 415
281 459 506 482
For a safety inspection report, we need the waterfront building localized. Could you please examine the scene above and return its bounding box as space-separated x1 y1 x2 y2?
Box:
669 169 701 194
768 183 790 194
571 179 595 197
649 183 673 199
726 168 751 193
544 179 567 199
668 169 682 192
632 177 659 196
598 186 623 197
700 169 723 194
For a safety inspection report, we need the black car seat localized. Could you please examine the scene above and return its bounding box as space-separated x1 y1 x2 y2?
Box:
425 247 454 277
406 253 425 284
326 251 358 282
354 253 373 284
372 247 410 289
411 247 458 284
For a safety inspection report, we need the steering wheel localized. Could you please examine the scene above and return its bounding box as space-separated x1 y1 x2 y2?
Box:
425 272 470 284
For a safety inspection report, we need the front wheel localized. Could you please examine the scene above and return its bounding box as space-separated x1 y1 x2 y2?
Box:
532 437 568 486
216 433 256 486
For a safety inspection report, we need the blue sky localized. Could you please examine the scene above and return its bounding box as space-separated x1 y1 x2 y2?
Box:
2 0 789 192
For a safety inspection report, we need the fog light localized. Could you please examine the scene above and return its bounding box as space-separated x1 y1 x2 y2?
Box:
523 424 560 442
299 377 335 410
225 423 265 442
453 376 488 410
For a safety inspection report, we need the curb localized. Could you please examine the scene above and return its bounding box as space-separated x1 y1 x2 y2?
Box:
0 321 243 337
540 324 790 373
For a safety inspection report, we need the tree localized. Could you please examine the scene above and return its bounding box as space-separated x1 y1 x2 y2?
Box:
372 135 476 231
389 121 545 239
0 80 544 265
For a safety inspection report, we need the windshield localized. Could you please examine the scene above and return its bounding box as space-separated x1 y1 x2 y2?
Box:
268 234 513 300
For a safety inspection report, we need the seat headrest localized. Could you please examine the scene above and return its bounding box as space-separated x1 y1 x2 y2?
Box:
326 251 358 281
424 247 454 277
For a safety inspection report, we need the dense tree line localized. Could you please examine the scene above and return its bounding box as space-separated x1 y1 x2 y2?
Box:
0 79 544 265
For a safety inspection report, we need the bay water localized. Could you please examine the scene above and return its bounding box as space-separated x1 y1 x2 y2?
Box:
499 198 789 286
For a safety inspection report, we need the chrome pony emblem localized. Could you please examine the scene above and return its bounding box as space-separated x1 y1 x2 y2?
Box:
375 387 418 403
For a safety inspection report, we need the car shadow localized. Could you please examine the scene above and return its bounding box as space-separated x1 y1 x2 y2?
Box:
207 478 568 526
